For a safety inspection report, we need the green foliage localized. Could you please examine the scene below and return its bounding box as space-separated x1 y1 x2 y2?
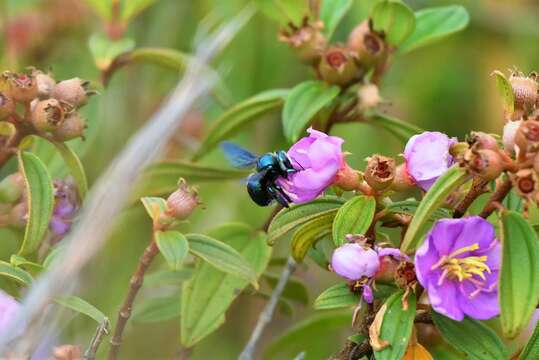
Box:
51 142 88 199
367 113 424 144
17 152 54 255
371 1 416 46
320 0 353 39
314 283 358 310
140 196 167 221
432 312 508 360
255 0 310 25
88 34 136 70
332 195 376 246
121 0 161 22
520 321 539 360
282 81 340 143
492 70 515 115
132 293 182 324
155 231 189 271
0 260 33 286
291 211 335 262
55 295 106 324
499 211 539 338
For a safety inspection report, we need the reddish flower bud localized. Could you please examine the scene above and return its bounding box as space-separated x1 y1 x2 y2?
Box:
364 155 395 191
0 173 25 203
333 162 360 191
318 46 361 86
510 73 538 111
462 149 505 181
278 19 327 65
164 178 200 220
347 21 385 66
52 78 91 107
52 345 82 360
3 71 38 102
391 164 414 192
515 120 539 154
0 91 15 120
52 112 86 141
357 83 381 111
31 98 65 132
467 132 499 151
33 70 56 99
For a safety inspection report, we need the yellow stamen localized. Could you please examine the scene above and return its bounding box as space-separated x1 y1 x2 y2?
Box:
431 243 491 285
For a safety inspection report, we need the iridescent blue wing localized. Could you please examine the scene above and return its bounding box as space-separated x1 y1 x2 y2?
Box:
220 141 258 169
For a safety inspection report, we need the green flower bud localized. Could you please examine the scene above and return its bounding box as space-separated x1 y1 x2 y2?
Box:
318 46 360 86
347 21 385 67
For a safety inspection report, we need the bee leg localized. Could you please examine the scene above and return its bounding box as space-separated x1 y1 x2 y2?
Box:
267 184 290 208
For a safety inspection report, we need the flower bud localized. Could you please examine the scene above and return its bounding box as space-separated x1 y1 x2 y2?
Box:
31 98 65 132
391 164 414 192
357 83 381 111
462 149 505 181
0 173 25 203
318 46 360 86
347 21 385 66
364 155 395 191
278 20 327 65
52 112 86 141
515 120 539 154
333 162 360 191
33 70 56 99
3 71 38 102
510 73 538 111
331 243 380 280
467 132 498 151
52 78 91 107
164 178 200 220
0 91 15 120
503 120 522 155
512 169 538 198
52 345 82 360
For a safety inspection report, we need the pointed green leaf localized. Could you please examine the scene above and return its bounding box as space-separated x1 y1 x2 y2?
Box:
18 152 54 255
499 211 539 338
84 0 111 19
193 89 288 160
291 211 335 262
88 34 135 70
181 224 271 347
145 269 193 287
55 295 106 324
156 231 189 271
371 1 416 46
254 0 309 24
282 81 340 143
374 291 416 360
121 0 160 22
51 142 88 199
520 321 539 360
401 166 469 253
400 5 470 53
268 196 345 244
132 293 181 324
368 113 424 144
10 255 44 274
432 312 508 360
140 197 167 221
492 70 515 115
0 261 33 286
320 0 353 39
263 272 309 305
314 283 359 310
186 233 258 286
333 196 376 246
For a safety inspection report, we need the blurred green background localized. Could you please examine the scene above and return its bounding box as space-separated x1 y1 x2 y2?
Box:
1 0 539 359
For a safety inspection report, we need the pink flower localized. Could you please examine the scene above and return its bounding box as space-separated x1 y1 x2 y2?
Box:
279 128 344 203
404 131 456 191
331 243 380 280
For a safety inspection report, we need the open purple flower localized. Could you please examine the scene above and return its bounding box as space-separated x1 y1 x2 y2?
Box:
415 216 500 321
404 131 456 191
278 128 344 204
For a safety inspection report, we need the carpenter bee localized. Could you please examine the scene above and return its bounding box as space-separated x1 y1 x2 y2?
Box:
221 142 299 207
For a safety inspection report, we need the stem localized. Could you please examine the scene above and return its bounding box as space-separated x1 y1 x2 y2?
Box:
453 177 489 218
238 257 297 360
108 236 160 360
479 178 512 218
84 318 110 360
0 124 29 168
261 204 283 232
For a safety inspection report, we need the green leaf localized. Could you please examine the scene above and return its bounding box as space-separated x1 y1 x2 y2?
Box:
140 197 167 221
291 212 335 262
492 70 515 115
10 255 44 274
134 161 247 198
156 231 189 271
43 244 65 269
520 321 539 360
367 113 424 144
84 0 111 19
88 34 135 71
432 312 508 360
268 196 345 245
499 211 539 338
282 81 340 143
371 1 416 46
181 224 271 347
263 272 309 305
332 196 376 246
0 261 33 285
193 89 288 160
186 233 258 287
400 5 470 53
144 268 193 287
401 166 469 253
132 293 181 323
254 0 309 24
374 291 416 360
121 0 160 22
320 0 353 39
18 151 54 255
314 283 358 310
51 142 88 199
55 295 106 324
265 311 351 359
385 199 451 219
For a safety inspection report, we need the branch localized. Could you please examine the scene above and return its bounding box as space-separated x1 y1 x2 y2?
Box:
238 257 297 360
480 178 512 218
84 318 110 360
453 177 489 218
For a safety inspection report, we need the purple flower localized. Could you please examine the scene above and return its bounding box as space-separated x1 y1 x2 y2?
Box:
415 216 500 321
404 131 456 191
278 128 344 203
331 243 380 281
49 179 79 241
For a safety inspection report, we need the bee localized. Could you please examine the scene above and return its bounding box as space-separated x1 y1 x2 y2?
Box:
221 142 299 207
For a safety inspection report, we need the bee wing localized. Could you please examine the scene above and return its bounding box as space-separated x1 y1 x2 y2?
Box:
221 141 258 168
